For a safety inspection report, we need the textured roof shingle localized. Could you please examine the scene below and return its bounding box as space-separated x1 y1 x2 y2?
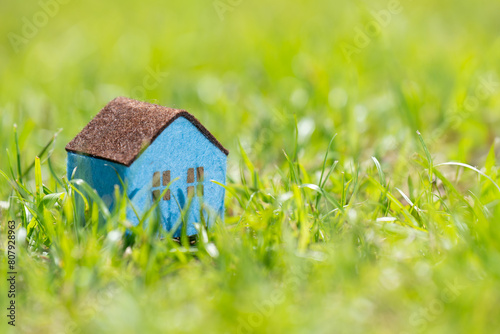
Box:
65 97 229 166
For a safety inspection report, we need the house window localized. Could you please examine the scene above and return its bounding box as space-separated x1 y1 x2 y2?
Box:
187 167 204 198
152 170 171 201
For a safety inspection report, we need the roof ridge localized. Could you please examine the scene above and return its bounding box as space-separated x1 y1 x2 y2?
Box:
65 97 228 166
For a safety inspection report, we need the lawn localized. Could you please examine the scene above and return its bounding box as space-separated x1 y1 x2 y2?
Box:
1 0 500 333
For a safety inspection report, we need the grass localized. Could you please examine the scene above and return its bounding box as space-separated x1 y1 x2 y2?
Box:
2 0 500 333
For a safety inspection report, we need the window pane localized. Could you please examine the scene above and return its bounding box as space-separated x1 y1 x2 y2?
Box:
196 167 204 182
163 189 171 201
152 190 160 201
163 170 171 186
152 172 160 187
197 184 204 197
187 168 195 183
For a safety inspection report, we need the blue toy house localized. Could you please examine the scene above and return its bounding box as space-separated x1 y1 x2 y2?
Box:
65 97 228 236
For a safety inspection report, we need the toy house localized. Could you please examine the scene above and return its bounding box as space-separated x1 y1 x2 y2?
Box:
65 97 228 236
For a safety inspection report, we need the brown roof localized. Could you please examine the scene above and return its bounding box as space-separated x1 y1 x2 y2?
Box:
65 97 229 166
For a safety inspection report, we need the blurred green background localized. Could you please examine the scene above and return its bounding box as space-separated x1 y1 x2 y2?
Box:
2 0 500 333
2 0 499 179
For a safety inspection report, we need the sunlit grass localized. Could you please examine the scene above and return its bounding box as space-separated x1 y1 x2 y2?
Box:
2 125 500 333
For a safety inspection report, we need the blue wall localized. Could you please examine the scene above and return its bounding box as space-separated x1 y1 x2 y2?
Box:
125 117 227 236
67 152 126 206
67 116 227 236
